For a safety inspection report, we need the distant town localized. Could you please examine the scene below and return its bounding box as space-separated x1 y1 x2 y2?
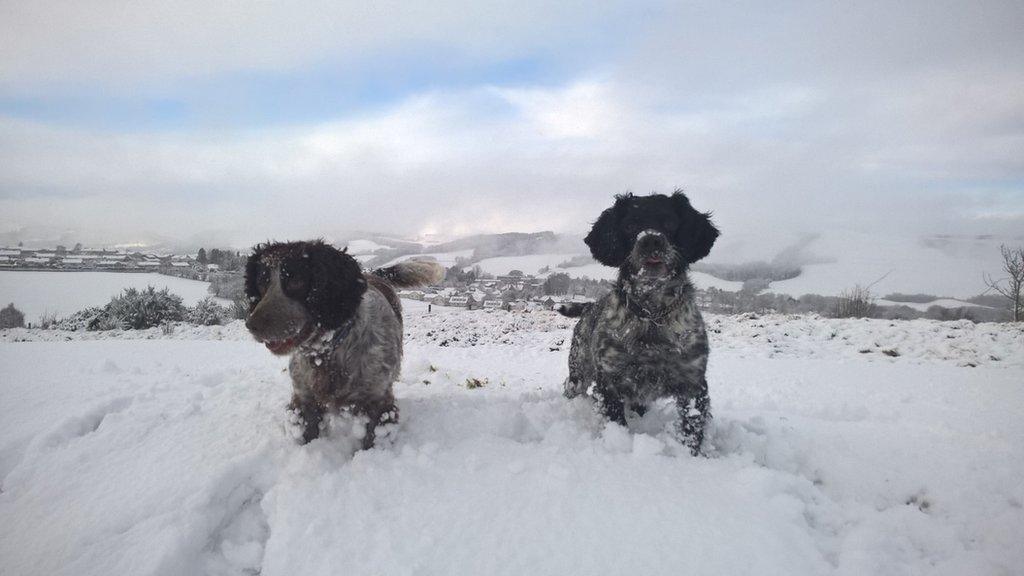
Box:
396 269 598 313
0 244 604 313
4 244 1004 321
0 244 239 280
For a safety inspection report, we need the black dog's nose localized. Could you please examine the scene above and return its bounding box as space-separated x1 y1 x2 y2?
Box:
636 231 667 253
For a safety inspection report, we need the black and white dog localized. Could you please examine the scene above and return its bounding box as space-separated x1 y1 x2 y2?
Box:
559 191 719 454
245 240 443 449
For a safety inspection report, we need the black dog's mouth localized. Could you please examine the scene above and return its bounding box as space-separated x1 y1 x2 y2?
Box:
640 256 669 277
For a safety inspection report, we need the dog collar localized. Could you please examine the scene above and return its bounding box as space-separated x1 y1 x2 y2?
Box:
328 318 356 347
303 318 356 365
618 287 674 325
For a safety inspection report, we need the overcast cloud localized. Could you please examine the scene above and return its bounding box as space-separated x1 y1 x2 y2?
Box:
0 0 1021 253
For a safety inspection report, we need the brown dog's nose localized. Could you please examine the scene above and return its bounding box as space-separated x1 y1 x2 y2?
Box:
245 301 268 336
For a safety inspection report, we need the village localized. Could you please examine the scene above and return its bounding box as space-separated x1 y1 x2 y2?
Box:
398 269 600 312
0 245 767 315
0 245 233 279
2 245 893 319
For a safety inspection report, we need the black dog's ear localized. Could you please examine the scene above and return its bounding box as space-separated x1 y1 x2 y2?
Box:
244 243 268 310
671 191 719 264
304 241 367 329
585 193 633 266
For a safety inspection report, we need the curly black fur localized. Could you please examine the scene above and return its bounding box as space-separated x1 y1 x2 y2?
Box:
245 240 366 330
565 190 719 454
585 191 718 269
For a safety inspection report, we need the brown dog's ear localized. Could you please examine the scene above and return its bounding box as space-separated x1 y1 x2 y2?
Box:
671 191 719 264
585 193 634 266
303 240 366 329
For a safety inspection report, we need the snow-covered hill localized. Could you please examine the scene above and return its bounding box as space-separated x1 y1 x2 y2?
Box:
344 227 1018 301
723 230 1013 299
1 307 1022 575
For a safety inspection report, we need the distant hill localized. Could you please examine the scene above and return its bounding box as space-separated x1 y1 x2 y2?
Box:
347 231 584 269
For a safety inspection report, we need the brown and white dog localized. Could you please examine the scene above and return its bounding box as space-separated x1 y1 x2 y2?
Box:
245 240 443 448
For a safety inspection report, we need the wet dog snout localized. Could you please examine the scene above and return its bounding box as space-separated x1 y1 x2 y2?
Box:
636 230 668 255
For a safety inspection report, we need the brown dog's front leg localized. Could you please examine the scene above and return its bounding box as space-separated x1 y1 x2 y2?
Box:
354 396 399 450
289 395 324 444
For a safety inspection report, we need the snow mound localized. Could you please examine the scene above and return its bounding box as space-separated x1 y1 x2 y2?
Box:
1 327 1022 575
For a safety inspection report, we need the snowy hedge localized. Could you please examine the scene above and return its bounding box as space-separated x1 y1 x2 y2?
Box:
187 297 230 326
104 286 188 329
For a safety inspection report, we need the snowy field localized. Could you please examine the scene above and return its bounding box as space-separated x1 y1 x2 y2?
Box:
0 271 219 323
385 249 746 292
382 249 475 268
752 231 1007 299
1 304 1023 576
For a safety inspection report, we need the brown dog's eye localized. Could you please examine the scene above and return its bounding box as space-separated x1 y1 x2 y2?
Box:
283 273 308 297
257 268 271 293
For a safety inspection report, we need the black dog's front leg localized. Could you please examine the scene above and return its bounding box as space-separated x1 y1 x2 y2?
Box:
674 388 710 455
289 395 324 444
594 386 627 426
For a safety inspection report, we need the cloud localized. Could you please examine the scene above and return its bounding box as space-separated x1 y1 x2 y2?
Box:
0 1 643 92
0 1 1022 254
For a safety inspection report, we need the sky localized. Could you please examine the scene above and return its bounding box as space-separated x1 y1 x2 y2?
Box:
0 0 1022 253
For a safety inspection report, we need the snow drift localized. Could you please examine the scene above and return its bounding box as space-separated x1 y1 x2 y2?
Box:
1 305 1022 575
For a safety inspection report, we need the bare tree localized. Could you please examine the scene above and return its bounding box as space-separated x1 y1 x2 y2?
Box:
834 271 890 319
834 285 876 318
984 245 1024 322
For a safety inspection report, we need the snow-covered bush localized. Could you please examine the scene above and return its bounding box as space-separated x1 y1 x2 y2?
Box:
38 312 59 329
50 307 119 331
187 297 228 326
103 287 187 330
229 296 250 320
0 303 25 328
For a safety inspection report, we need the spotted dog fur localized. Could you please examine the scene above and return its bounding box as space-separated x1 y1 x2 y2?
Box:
560 191 719 454
245 241 443 448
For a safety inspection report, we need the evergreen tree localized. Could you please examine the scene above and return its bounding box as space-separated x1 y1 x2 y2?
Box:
0 303 25 329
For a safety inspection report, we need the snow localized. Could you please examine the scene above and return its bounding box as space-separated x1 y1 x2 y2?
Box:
1 305 1022 575
454 254 746 291
343 239 391 254
382 249 475 268
876 298 989 312
691 271 746 291
0 271 220 323
468 253 581 276
754 230 1008 299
